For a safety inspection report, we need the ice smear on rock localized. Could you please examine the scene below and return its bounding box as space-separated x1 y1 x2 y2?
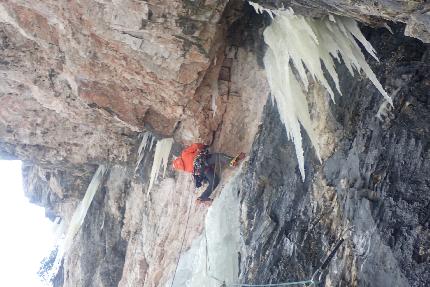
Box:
135 132 153 173
51 165 107 278
147 138 174 195
171 168 241 287
257 6 391 180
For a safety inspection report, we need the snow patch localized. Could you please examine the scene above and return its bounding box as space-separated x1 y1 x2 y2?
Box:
147 138 174 195
260 9 391 180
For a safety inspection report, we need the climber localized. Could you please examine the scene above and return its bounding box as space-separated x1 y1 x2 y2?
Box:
172 143 244 205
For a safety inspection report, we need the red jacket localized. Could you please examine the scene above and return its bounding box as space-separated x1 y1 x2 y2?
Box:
173 143 206 173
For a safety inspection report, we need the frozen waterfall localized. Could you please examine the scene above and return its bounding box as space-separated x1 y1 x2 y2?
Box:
147 138 174 195
135 132 155 173
251 3 391 180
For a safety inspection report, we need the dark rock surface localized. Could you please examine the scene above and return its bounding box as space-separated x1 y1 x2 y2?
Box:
238 23 430 286
63 166 130 287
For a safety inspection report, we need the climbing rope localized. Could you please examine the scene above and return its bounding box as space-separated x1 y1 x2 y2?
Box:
192 149 345 287
209 152 218 197
169 180 194 287
169 148 224 286
204 237 345 287
212 151 222 195
211 151 235 196
204 221 317 287
203 155 315 287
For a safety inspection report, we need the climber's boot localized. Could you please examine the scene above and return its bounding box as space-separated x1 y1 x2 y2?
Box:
196 197 213 206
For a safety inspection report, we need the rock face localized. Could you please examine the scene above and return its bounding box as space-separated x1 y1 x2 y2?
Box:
20 4 270 285
0 0 241 165
2 1 430 287
238 23 430 286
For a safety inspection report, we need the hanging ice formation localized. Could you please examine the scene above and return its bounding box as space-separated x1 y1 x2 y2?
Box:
248 1 276 18
50 165 107 277
211 79 219 117
251 2 391 180
147 138 174 195
134 132 155 173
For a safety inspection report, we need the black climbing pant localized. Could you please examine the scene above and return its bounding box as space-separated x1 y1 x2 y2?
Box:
198 168 219 201
197 153 232 201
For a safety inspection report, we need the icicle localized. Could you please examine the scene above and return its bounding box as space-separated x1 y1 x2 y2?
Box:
261 9 391 180
384 23 394 34
149 136 155 150
135 132 152 173
147 138 174 195
138 133 150 156
248 1 276 19
211 79 219 117
50 165 107 277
